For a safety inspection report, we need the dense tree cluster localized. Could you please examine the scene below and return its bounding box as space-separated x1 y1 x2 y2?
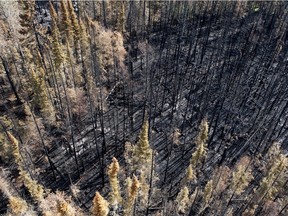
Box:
0 1 288 215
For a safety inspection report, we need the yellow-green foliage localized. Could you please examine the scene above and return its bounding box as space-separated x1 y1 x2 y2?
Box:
64 41 80 87
124 175 140 216
49 2 64 68
18 0 35 46
57 200 76 216
7 132 45 201
24 49 55 122
138 170 150 206
7 131 22 166
231 156 253 196
79 18 89 51
195 118 209 146
107 157 122 207
59 0 72 43
255 153 287 201
57 201 69 216
186 164 196 182
250 142 288 204
20 169 44 201
190 119 209 169
190 140 208 168
0 117 13 162
91 192 109 216
0 174 35 216
203 180 213 204
67 0 80 42
30 69 50 111
176 186 190 214
265 142 284 173
39 191 80 216
131 118 152 206
124 141 134 169
8 196 28 215
132 118 152 172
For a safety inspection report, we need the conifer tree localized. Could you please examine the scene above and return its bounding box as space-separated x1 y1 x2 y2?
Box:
49 1 64 69
254 152 287 202
7 131 45 201
221 156 253 215
78 18 90 60
124 175 140 216
7 131 23 167
67 0 81 62
56 199 77 216
18 0 35 46
189 119 209 172
130 117 154 209
8 196 29 215
67 0 80 42
176 186 190 214
0 174 35 216
195 118 209 147
37 190 80 216
203 180 213 204
30 68 54 121
91 192 109 216
0 116 13 163
107 157 122 209
132 118 152 172
64 41 75 87
59 0 73 44
230 156 253 196
239 142 288 215
77 17 91 87
185 164 196 182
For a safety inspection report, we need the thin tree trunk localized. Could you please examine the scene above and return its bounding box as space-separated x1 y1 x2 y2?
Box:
1 57 22 104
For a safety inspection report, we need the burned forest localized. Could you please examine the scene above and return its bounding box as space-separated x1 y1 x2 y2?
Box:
0 1 288 215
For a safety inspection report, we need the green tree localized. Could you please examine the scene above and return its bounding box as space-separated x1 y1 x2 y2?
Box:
59 0 73 43
49 1 64 68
